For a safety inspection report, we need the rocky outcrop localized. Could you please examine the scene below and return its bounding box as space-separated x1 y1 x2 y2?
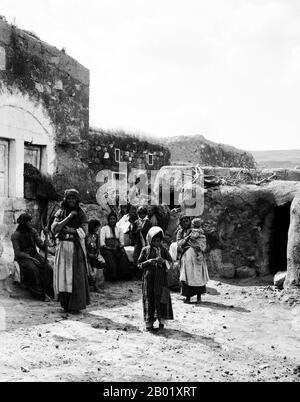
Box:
219 263 235 279
163 134 256 168
236 266 256 279
285 193 300 292
274 272 287 289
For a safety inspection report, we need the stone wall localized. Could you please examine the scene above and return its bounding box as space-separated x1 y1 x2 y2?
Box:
0 19 89 145
193 181 300 279
0 18 89 265
86 129 171 173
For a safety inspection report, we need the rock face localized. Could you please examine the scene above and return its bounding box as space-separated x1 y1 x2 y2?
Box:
182 180 300 278
285 193 300 290
236 266 257 279
0 242 10 285
274 271 287 288
219 263 236 279
156 166 300 279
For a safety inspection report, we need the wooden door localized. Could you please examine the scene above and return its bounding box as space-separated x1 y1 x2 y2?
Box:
0 139 9 197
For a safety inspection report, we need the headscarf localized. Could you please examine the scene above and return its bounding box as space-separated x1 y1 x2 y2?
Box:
146 226 164 246
17 213 32 225
88 219 100 234
137 206 148 217
61 188 80 213
64 189 79 201
191 218 202 228
16 213 33 234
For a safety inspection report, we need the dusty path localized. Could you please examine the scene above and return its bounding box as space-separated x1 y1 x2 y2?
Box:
0 277 299 382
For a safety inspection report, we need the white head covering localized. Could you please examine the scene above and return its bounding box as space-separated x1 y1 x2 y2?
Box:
146 226 164 246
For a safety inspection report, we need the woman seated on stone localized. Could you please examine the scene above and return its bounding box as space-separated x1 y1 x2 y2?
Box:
100 212 132 281
51 189 90 313
11 213 54 302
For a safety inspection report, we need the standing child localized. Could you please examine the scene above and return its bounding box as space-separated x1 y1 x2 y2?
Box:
86 220 106 292
138 226 174 332
132 207 152 277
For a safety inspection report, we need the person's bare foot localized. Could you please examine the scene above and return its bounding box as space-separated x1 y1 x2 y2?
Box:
44 294 51 302
146 327 157 332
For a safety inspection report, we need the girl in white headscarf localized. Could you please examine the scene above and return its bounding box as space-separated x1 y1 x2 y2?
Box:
138 226 174 332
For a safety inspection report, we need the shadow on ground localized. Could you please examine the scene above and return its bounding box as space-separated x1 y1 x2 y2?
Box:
154 328 222 349
194 301 251 313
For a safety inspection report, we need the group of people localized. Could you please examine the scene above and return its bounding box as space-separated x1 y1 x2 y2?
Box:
11 188 210 331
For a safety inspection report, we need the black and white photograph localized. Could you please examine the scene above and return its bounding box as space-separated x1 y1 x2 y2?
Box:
0 0 300 385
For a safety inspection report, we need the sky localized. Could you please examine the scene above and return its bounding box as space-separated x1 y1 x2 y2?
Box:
1 0 300 151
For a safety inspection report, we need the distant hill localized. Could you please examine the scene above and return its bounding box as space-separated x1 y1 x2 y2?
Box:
161 134 256 168
251 150 300 169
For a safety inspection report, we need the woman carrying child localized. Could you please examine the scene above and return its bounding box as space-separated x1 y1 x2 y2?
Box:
177 217 209 304
138 226 174 332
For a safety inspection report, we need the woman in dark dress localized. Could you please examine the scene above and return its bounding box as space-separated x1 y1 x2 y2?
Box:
138 226 174 331
131 206 152 276
100 212 132 281
51 189 90 313
11 213 54 301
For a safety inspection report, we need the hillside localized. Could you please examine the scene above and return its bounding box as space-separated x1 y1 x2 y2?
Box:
162 134 256 168
251 150 300 169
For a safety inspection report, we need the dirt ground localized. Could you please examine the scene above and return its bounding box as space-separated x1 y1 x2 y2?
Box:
0 276 300 382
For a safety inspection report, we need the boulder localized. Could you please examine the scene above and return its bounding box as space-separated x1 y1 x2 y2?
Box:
0 242 11 282
219 263 235 279
207 249 223 275
274 271 287 289
236 266 256 279
167 261 181 291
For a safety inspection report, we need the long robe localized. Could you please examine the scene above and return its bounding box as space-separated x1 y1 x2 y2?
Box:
177 228 209 297
11 228 53 300
131 218 153 267
138 245 174 325
52 208 90 312
100 225 132 281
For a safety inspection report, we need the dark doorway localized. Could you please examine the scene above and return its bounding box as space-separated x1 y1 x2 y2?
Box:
269 203 291 275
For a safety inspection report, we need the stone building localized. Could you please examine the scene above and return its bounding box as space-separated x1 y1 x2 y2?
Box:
0 18 170 262
0 18 89 261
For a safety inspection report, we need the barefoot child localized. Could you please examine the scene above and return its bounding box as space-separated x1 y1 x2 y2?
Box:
86 220 106 292
132 206 152 278
138 227 174 331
